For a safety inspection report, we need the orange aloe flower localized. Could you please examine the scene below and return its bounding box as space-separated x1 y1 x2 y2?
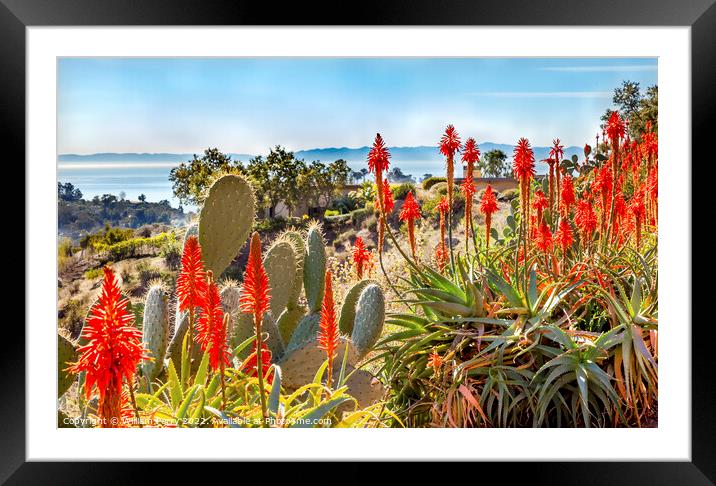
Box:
399 191 422 261
554 218 574 255
560 174 575 216
427 349 444 372
196 272 229 372
176 235 208 313
439 125 462 211
479 184 498 249
533 189 549 225
69 267 147 427
352 236 372 280
318 271 340 389
239 232 272 418
535 221 553 253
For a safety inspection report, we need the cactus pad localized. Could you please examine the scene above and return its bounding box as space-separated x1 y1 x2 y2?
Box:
278 337 359 389
342 367 386 408
264 239 298 318
303 224 326 313
285 312 321 353
281 230 306 308
141 285 170 381
58 333 77 398
219 280 242 317
233 312 284 360
338 279 377 335
199 174 255 276
351 284 385 357
276 306 306 345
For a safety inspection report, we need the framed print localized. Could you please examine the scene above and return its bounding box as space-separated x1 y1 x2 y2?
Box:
7 0 713 481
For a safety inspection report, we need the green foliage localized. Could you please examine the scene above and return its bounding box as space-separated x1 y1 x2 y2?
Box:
391 182 417 201
480 149 510 177
422 176 447 190
94 232 178 262
324 209 340 218
169 148 244 206
601 80 658 139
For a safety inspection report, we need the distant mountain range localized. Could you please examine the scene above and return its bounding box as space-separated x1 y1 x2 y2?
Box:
59 143 584 175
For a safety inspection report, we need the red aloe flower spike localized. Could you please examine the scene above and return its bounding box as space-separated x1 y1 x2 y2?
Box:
460 178 476 242
606 111 626 147
399 191 422 261
560 174 575 216
317 271 340 391
176 235 208 359
461 137 481 180
549 139 564 209
427 349 444 372
575 198 597 242
176 235 208 313
69 267 147 427
630 190 646 250
242 340 273 385
532 189 549 225
368 133 390 215
196 272 229 373
535 222 553 253
555 218 574 255
352 237 372 280
433 244 448 273
439 125 462 212
239 232 271 423
374 179 394 215
479 184 498 249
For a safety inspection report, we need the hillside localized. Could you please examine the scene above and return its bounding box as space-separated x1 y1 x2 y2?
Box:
58 196 189 240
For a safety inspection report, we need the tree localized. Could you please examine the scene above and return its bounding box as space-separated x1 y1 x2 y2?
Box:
245 146 305 216
387 166 415 183
480 150 509 177
119 191 126 201
422 173 434 181
57 182 83 201
169 148 244 205
601 80 658 139
138 194 147 202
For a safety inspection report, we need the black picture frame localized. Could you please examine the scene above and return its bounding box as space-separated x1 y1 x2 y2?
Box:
7 0 711 482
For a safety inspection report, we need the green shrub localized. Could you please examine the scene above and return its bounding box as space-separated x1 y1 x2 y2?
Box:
349 207 374 226
422 176 446 190
422 190 465 217
391 182 417 201
499 188 519 201
430 182 448 195
160 238 182 270
95 232 177 262
324 209 340 218
83 267 104 280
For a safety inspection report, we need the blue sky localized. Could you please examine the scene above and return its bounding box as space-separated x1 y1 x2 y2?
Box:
58 58 657 154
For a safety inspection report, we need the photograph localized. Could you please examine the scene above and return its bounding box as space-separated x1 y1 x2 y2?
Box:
55 56 659 429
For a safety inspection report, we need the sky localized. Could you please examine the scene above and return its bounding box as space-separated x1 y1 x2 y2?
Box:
58 57 658 155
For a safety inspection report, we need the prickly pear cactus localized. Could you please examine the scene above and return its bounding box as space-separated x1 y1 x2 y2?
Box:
338 279 377 336
233 312 284 360
199 174 255 276
167 310 203 371
285 312 321 353
58 333 77 398
278 337 359 389
219 279 242 321
263 238 298 318
351 284 385 357
280 230 306 309
341 367 386 408
183 223 199 244
276 306 306 345
303 224 326 313
141 284 170 381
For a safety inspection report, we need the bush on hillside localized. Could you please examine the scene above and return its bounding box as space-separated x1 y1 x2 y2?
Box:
391 182 417 201
422 176 447 190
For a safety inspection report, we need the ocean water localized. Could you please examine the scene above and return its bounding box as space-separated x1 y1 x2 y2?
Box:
57 161 188 208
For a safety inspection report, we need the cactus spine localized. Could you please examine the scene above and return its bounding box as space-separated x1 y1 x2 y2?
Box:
303 224 326 313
